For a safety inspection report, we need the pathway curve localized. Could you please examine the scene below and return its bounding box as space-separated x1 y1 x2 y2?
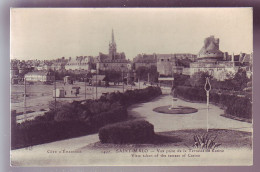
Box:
11 91 252 166
128 94 252 132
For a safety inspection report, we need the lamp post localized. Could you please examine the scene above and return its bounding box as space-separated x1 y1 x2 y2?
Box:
96 72 98 99
204 77 211 132
148 72 150 84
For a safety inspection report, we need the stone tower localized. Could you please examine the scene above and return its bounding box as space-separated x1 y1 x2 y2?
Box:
197 35 224 62
109 29 117 60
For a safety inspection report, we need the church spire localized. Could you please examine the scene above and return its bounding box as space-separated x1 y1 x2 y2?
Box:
112 29 115 44
109 29 117 59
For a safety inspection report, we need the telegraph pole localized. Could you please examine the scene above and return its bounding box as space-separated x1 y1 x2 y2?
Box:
84 77 86 100
24 77 27 120
96 73 98 99
122 71 124 92
138 78 140 89
130 71 132 90
54 68 56 110
127 70 129 86
172 71 174 88
159 74 161 87
92 85 94 100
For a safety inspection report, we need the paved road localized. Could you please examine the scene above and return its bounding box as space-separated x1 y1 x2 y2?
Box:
11 91 252 166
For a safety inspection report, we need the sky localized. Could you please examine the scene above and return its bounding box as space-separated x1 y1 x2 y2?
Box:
10 8 253 60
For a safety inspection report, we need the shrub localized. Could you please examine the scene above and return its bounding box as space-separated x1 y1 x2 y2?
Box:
88 101 111 114
193 133 221 150
91 106 127 129
12 120 93 149
175 86 206 102
34 110 55 121
225 97 252 119
99 120 155 144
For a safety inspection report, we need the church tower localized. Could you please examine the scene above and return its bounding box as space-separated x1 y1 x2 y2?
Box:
109 29 117 60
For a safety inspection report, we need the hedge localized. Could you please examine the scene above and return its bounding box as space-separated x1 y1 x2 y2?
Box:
12 120 93 149
175 86 252 119
90 106 128 129
12 105 127 149
101 86 162 106
99 120 155 144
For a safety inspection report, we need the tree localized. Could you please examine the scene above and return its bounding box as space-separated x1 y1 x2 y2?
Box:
135 65 158 82
189 71 212 87
173 73 190 87
231 68 249 91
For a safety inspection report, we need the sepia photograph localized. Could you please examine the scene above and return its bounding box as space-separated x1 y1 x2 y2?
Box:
10 8 253 166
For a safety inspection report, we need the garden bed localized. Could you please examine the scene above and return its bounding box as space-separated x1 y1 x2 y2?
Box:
153 105 198 114
88 129 252 150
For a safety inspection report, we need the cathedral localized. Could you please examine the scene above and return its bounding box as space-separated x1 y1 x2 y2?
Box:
96 29 130 73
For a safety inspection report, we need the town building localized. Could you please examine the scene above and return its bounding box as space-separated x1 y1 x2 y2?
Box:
156 53 197 76
90 75 107 86
173 53 197 62
10 61 19 78
35 61 52 71
133 53 157 69
190 61 236 81
51 57 68 71
63 76 73 84
65 56 94 72
237 52 253 78
10 62 20 84
24 71 54 82
157 54 176 76
53 88 66 98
